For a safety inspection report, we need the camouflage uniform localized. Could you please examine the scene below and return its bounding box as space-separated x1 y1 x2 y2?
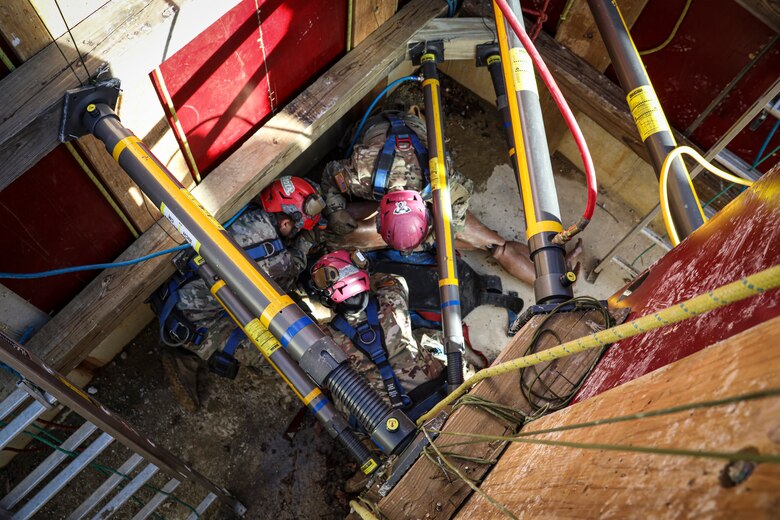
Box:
323 273 445 413
173 206 316 365
320 112 473 242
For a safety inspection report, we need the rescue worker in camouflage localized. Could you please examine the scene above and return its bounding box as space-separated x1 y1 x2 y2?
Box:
317 108 579 284
310 250 445 417
158 176 325 410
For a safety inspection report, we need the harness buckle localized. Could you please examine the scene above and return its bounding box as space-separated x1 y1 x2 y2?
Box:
262 240 277 257
357 325 377 346
395 135 413 152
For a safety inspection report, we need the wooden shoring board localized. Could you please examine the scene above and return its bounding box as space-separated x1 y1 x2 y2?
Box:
371 308 617 520
456 315 780 519
0 0 244 192
8 0 445 393
0 0 50 61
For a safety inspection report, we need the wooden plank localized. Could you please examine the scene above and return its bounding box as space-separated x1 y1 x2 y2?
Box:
457 315 780 519
408 18 496 61
372 309 616 520
735 0 780 33
29 0 109 39
351 0 397 48
554 0 649 73
75 135 158 233
18 0 445 383
0 0 50 61
0 0 243 192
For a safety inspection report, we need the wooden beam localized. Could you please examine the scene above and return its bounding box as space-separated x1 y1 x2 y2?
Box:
457 315 780 518
408 18 496 61
0 0 50 61
0 0 243 192
19 0 445 383
372 308 622 520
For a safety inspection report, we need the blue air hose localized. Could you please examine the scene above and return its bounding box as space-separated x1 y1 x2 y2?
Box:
0 205 250 280
346 75 423 157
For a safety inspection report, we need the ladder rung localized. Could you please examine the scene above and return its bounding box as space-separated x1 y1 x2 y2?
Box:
0 389 30 422
0 400 47 450
90 462 159 520
185 493 217 520
1 422 98 510
129 478 180 520
67 453 144 520
13 432 114 520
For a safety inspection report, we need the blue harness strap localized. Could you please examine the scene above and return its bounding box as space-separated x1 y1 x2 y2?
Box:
223 327 246 356
331 297 411 409
371 113 431 200
157 276 207 347
244 238 285 261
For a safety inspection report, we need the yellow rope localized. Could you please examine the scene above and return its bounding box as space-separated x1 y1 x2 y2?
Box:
639 0 693 56
350 500 380 520
418 263 780 425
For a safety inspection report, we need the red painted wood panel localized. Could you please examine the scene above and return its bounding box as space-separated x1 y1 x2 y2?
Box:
576 166 780 402
0 146 134 314
155 0 347 175
608 0 780 173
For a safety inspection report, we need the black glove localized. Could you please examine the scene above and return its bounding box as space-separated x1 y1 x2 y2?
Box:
327 209 357 235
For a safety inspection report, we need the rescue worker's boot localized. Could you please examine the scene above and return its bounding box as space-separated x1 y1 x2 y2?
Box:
161 348 202 412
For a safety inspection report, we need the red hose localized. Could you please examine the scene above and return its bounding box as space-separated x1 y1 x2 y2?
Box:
494 0 598 232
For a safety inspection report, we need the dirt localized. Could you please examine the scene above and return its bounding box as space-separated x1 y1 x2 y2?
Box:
1 72 658 519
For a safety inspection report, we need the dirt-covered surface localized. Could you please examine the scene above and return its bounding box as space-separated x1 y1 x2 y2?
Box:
1 73 659 519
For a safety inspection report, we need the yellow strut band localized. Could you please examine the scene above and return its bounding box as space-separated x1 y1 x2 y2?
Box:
439 277 460 287
303 388 322 406
260 295 295 328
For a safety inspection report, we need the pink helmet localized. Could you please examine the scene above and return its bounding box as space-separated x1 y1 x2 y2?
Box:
310 250 370 304
377 190 430 252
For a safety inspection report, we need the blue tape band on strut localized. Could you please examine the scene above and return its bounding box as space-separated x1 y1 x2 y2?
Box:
280 316 313 349
441 299 460 309
310 398 327 415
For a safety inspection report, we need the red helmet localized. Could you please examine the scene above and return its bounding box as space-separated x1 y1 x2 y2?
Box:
259 176 324 231
311 250 370 304
377 190 430 252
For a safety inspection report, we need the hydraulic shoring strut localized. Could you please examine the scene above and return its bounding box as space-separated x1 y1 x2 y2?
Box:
58 82 416 457
586 0 705 240
409 41 465 392
491 0 574 304
192 259 378 475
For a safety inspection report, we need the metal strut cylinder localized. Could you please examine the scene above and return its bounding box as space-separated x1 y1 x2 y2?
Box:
410 41 465 392
193 260 378 474
58 83 415 455
586 0 705 240
492 0 573 304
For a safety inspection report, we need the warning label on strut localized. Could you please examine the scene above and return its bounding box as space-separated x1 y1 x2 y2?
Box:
627 86 670 141
509 47 537 94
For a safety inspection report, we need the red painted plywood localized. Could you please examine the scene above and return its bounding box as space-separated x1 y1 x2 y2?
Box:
575 166 780 402
156 0 347 175
0 146 134 314
608 0 780 173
